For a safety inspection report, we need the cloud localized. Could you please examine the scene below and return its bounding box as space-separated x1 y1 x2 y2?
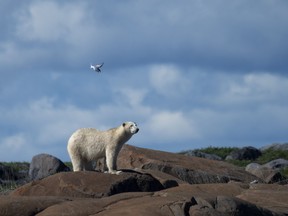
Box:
114 87 148 108
16 1 86 43
218 73 288 105
1 0 287 73
146 111 200 142
0 133 27 151
0 1 288 161
1 69 288 161
149 64 190 98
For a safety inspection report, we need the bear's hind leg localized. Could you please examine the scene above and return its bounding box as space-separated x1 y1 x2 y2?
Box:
72 160 84 171
70 155 84 171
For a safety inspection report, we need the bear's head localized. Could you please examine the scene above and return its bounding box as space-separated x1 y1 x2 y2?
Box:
122 122 139 134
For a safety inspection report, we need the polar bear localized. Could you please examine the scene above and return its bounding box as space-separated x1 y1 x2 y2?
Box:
67 122 139 174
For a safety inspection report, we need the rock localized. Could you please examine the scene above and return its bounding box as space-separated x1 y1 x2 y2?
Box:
265 172 286 184
245 162 262 173
245 162 270 179
0 196 68 216
117 145 260 184
11 171 164 198
245 162 287 184
237 184 288 215
6 182 287 216
142 162 231 184
29 153 70 180
260 143 288 152
263 159 288 170
181 150 222 161
1 146 288 215
225 146 262 161
215 196 275 216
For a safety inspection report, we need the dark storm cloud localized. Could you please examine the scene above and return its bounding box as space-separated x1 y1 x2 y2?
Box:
1 1 288 73
1 0 288 161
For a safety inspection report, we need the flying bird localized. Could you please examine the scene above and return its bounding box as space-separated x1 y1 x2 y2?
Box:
90 62 104 72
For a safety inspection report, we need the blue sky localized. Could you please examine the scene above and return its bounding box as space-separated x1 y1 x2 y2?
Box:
1 0 288 162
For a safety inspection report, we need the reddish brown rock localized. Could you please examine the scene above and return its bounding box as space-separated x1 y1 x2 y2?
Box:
4 182 286 216
11 171 164 198
118 145 261 184
1 145 287 216
0 196 68 216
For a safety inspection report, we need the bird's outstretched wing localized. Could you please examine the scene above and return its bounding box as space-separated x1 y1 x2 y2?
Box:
96 62 104 68
90 62 104 72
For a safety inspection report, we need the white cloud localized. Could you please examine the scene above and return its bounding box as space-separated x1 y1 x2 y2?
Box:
16 1 86 42
219 73 288 105
115 87 148 108
0 42 48 70
149 64 190 98
146 111 200 142
0 0 288 160
0 133 27 151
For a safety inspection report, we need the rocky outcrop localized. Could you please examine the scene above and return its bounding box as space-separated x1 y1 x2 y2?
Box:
11 171 164 198
260 143 288 152
180 150 222 160
2 180 287 216
117 145 260 184
246 159 288 184
29 153 70 180
1 145 287 216
263 158 288 170
225 146 262 161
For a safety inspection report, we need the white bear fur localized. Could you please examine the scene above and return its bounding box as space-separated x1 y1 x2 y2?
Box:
67 122 139 174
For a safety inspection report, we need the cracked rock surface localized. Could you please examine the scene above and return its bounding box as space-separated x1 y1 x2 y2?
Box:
1 145 288 216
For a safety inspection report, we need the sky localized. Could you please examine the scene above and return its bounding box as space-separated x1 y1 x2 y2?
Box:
0 0 288 162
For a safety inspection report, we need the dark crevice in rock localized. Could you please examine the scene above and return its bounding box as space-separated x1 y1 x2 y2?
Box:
109 173 164 195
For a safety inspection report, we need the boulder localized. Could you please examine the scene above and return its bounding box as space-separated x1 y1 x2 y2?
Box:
29 153 70 180
11 171 164 198
245 162 287 184
182 150 222 161
260 143 288 152
1 145 288 215
4 182 287 216
265 172 286 184
225 146 262 161
237 184 288 215
117 145 260 184
245 162 262 173
263 159 288 170
214 196 275 216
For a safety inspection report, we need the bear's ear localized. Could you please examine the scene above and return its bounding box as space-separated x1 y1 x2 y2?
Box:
122 122 126 127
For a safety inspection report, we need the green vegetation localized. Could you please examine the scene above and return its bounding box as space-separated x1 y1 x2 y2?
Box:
1 162 30 172
196 146 239 160
64 162 73 170
281 167 288 177
0 162 30 194
257 149 288 164
0 181 18 195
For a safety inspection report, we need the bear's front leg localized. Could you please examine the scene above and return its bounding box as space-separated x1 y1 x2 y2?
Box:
105 148 122 175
